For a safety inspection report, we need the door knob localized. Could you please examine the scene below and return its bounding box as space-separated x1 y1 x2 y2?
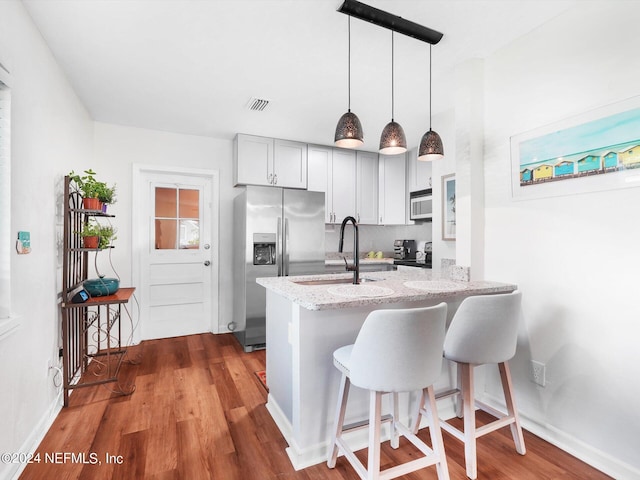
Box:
204 260 211 266
204 244 210 250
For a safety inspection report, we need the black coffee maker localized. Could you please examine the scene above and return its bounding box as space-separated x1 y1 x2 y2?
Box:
393 239 417 260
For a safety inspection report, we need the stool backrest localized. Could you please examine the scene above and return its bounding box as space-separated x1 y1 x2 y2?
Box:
444 290 522 365
349 303 448 392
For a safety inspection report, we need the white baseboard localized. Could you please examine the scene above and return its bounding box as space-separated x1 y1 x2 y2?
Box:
481 392 640 480
3 391 63 480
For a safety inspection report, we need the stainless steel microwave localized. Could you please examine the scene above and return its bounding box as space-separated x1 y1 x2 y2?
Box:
410 189 433 221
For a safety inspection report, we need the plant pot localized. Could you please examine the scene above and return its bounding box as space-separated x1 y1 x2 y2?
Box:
83 197 100 211
83 236 99 249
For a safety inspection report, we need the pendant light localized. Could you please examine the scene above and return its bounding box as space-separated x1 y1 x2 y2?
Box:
418 44 444 161
335 16 364 148
379 31 407 155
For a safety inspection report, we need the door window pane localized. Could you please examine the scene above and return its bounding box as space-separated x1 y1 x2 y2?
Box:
155 219 177 249
179 189 199 219
155 187 177 217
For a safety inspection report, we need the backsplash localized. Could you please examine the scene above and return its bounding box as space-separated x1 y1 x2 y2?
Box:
325 223 432 254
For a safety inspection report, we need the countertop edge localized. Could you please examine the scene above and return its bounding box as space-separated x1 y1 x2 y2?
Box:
257 272 517 311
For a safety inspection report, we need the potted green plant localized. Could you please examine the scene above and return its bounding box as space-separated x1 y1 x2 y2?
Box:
97 224 117 249
96 182 117 213
78 221 101 249
78 222 117 250
68 169 104 210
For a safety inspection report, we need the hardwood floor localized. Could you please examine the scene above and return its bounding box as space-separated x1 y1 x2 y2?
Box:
21 333 611 480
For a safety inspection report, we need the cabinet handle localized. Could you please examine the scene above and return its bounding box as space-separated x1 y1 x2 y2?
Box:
273 174 278 185
268 173 273 184
357 213 360 223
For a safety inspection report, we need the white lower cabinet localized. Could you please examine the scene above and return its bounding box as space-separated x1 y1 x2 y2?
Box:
378 153 407 225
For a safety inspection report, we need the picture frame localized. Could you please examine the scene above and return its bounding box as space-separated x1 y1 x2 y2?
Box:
510 95 640 201
442 174 456 241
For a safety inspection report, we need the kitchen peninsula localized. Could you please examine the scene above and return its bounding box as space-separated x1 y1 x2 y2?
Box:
257 269 517 470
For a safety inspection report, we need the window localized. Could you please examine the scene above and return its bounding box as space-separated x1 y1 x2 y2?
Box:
154 186 200 250
0 70 11 322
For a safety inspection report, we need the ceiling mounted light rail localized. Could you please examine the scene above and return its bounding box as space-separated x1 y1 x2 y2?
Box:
337 0 443 45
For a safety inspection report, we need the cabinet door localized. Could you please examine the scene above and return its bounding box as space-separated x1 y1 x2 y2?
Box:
273 139 307 189
234 134 274 186
406 147 433 192
378 153 406 225
307 145 333 223
331 149 357 224
356 151 378 225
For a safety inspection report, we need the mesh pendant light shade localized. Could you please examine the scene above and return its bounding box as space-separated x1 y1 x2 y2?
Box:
418 128 444 161
379 121 407 155
335 110 364 148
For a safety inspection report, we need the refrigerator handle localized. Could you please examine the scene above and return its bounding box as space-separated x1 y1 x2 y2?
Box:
283 217 289 276
277 216 282 276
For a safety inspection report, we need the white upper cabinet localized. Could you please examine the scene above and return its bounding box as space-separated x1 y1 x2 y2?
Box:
234 134 273 187
273 139 308 189
356 151 378 225
331 149 357 224
307 145 334 223
406 147 433 193
234 134 307 189
378 153 406 225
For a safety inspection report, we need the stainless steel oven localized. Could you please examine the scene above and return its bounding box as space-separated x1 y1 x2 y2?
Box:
410 189 433 221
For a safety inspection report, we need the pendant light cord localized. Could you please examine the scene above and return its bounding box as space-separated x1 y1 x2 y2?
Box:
348 16 351 112
391 31 395 121
429 43 432 130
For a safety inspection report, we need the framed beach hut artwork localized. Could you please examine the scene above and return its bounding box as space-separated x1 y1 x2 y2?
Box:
511 95 640 200
442 174 456 241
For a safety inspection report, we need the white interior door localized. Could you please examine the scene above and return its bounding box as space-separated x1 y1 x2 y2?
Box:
134 167 219 340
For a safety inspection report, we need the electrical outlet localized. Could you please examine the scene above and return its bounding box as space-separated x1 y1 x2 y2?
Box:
530 360 546 387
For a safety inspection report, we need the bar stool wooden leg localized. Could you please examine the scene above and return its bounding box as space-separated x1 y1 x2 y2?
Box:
327 373 350 468
425 386 451 480
461 363 477 480
499 362 526 455
455 362 464 418
368 391 383 480
391 392 400 449
411 388 426 434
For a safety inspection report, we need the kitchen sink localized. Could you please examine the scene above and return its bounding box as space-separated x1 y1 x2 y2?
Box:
292 277 382 286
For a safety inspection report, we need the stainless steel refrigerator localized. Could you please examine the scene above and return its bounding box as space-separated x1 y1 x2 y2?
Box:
232 186 325 352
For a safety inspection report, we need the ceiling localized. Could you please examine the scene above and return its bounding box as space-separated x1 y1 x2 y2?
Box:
22 0 577 151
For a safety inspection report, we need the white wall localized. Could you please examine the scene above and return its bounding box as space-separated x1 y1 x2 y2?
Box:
93 122 237 337
0 2 94 479
479 2 640 477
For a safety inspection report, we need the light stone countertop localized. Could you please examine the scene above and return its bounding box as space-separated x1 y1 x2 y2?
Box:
256 270 517 311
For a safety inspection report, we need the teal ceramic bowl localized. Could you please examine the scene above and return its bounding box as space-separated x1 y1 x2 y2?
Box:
84 278 120 297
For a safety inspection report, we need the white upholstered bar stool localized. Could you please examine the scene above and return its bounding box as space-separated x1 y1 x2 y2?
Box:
414 290 526 479
327 303 450 480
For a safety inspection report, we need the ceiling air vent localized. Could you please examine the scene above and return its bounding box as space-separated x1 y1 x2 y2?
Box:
246 97 270 112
